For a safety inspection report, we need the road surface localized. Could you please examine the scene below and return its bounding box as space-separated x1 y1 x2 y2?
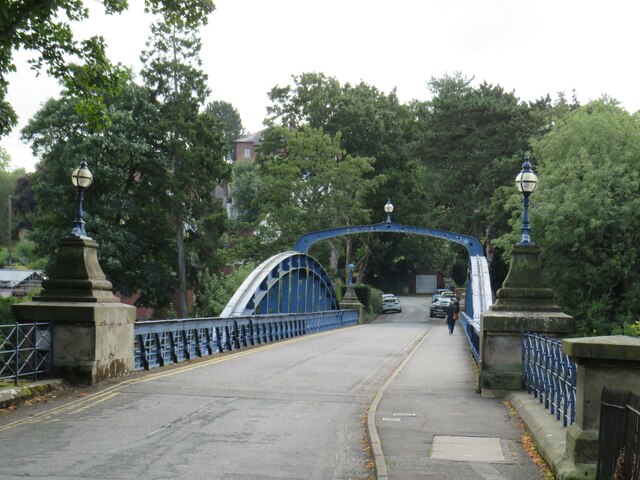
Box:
0 297 430 480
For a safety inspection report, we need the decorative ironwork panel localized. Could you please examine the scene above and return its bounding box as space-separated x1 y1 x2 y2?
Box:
0 322 52 385
133 310 358 371
521 332 576 427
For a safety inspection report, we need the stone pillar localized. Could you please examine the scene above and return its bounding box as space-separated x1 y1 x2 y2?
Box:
561 335 640 476
12 237 135 385
480 244 574 396
340 285 363 323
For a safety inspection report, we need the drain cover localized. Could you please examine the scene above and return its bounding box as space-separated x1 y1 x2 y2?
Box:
430 436 505 462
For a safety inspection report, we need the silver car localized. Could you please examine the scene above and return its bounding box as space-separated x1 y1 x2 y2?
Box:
381 295 402 313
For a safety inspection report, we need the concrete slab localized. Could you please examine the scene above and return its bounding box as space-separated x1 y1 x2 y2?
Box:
431 435 505 462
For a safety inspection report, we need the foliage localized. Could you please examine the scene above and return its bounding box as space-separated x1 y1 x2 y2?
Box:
251 126 380 265
0 0 214 136
230 158 263 223
10 174 36 233
0 288 42 325
205 101 245 161
412 73 540 238
264 73 418 277
194 262 256 316
22 70 229 310
140 19 230 315
0 149 27 248
0 240 46 269
339 283 381 322
530 99 640 335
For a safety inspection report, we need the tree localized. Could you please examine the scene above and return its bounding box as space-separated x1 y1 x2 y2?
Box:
529 99 640 335
265 73 419 282
252 126 380 271
22 80 178 306
141 19 229 315
205 100 244 161
230 158 262 223
0 147 27 254
0 0 215 137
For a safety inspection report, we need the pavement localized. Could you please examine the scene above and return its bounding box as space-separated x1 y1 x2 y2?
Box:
0 378 67 409
368 316 550 479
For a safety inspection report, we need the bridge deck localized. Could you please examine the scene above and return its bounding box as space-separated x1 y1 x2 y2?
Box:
0 298 540 479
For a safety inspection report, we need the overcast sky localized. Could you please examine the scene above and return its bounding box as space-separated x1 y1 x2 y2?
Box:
2 0 639 172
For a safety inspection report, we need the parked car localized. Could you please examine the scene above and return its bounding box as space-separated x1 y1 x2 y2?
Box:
430 296 453 318
381 295 402 313
431 288 451 301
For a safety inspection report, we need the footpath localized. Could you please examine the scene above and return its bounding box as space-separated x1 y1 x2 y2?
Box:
368 317 550 480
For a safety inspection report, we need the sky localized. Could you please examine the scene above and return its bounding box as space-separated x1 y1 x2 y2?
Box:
2 0 640 172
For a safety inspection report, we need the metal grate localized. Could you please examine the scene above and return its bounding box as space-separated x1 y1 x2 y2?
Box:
521 331 576 426
0 322 53 385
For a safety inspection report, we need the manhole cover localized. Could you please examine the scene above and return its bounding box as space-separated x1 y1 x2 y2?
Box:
430 435 505 462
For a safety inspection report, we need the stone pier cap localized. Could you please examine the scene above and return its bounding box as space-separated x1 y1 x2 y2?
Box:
563 335 640 362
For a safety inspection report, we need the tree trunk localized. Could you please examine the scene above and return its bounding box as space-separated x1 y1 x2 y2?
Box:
329 241 339 275
345 236 353 285
176 217 188 317
356 246 371 284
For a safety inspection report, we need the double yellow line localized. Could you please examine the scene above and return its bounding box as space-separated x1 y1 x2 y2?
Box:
0 325 360 432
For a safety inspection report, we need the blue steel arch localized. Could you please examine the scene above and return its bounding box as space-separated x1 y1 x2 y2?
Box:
293 221 492 322
293 222 483 257
220 251 339 317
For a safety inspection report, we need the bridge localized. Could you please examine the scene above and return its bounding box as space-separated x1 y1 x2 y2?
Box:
5 214 640 480
2 299 549 479
223 221 491 319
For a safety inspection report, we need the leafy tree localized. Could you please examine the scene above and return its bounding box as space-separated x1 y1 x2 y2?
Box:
0 0 215 136
141 19 229 315
265 73 418 280
230 158 262 223
251 126 380 271
10 174 36 233
529 99 640 335
194 262 256 316
22 80 176 306
0 148 27 250
205 100 245 161
413 73 539 237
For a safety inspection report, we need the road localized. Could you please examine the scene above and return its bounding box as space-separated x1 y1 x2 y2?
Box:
0 297 431 480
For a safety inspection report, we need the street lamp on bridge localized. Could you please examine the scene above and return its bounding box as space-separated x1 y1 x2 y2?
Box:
347 263 355 287
515 154 538 245
70 160 93 238
384 199 394 223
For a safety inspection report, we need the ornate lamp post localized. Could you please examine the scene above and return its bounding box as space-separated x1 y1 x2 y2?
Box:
70 160 93 238
515 154 538 245
343 262 359 303
13 159 137 386
384 199 394 223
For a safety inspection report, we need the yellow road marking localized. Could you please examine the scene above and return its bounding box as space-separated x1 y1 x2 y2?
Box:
68 392 120 414
0 325 360 432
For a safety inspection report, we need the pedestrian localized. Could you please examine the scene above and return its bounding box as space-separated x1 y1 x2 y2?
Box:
445 299 457 334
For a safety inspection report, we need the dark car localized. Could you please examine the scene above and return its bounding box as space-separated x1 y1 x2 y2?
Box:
429 296 453 318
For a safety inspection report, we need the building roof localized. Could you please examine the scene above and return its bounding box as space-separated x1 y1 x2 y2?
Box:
0 269 43 288
234 130 263 145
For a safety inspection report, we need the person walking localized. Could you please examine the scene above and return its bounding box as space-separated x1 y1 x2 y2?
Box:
445 299 457 334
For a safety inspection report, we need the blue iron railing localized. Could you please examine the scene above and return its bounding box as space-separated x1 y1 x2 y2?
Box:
134 310 358 371
0 322 53 385
521 331 576 426
459 312 480 363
